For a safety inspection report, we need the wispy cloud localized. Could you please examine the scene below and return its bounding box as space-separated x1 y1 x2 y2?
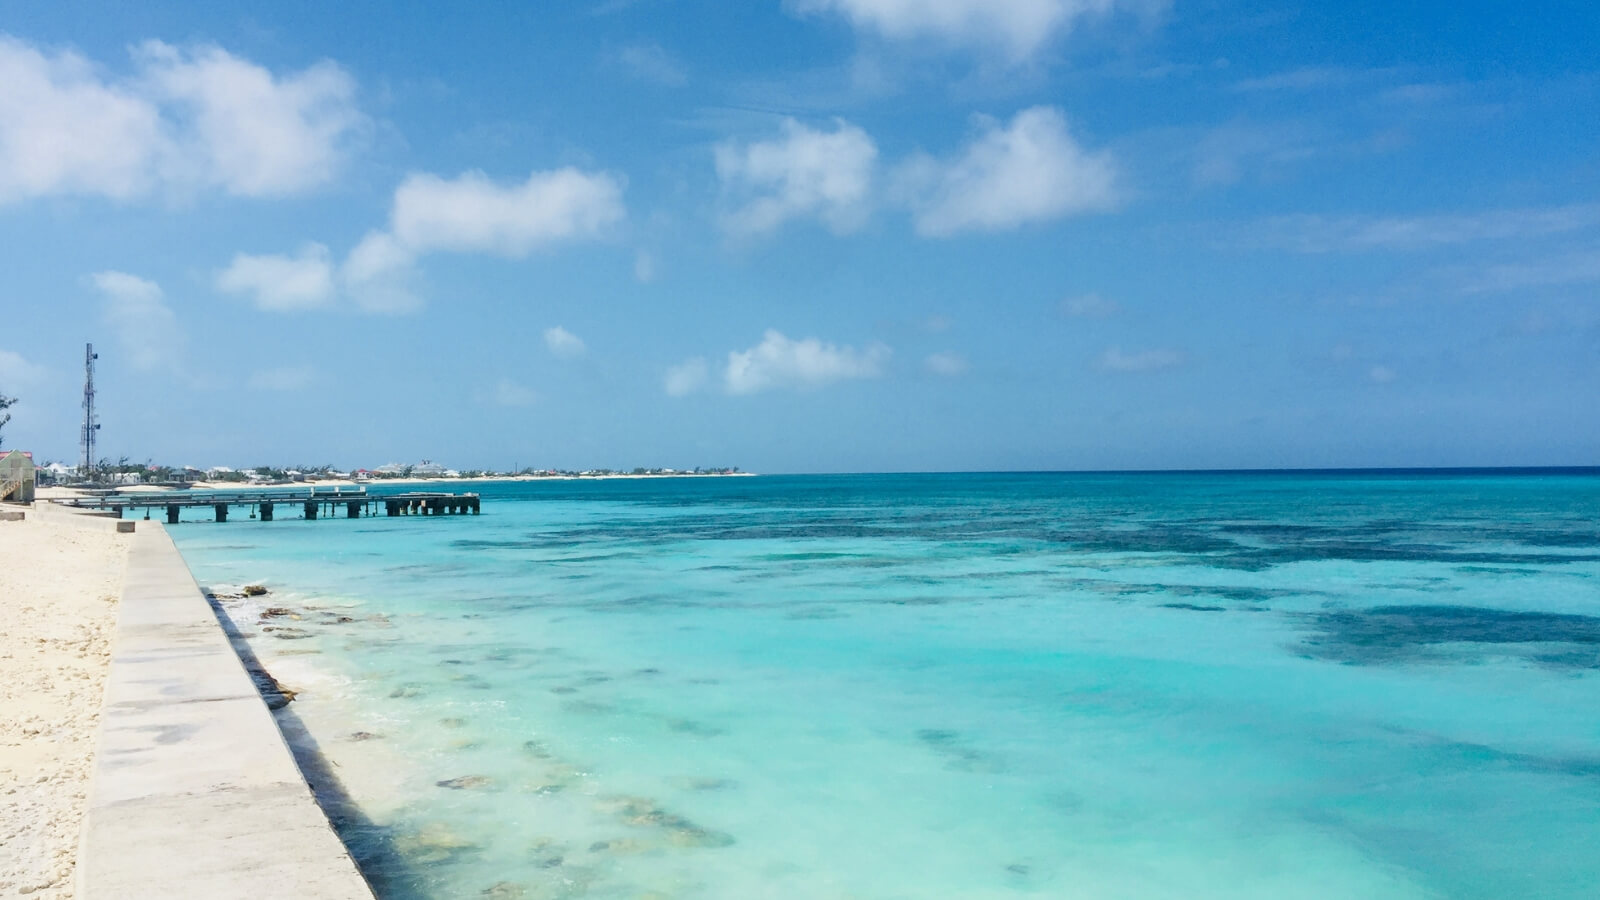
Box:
1457 247 1600 294
1097 345 1185 372
664 357 710 397
633 250 658 284
1060 293 1120 318
1243 205 1600 253
924 351 970 376
490 378 537 407
0 35 367 204
544 326 587 359
88 271 184 373
1231 65 1377 93
342 231 422 314
248 365 316 391
0 349 46 386
613 42 687 86
1191 119 1321 188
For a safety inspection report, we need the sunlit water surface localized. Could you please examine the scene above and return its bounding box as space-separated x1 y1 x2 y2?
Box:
168 472 1600 899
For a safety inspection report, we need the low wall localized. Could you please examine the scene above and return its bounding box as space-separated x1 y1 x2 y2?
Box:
75 521 374 899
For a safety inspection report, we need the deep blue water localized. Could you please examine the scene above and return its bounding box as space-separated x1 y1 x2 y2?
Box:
170 472 1600 899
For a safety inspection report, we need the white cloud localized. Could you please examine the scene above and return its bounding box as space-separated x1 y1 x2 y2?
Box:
544 326 587 359
1060 292 1119 317
235 165 624 316
615 42 687 86
664 357 710 397
924 351 970 376
391 168 626 256
1368 364 1396 384
0 36 164 202
715 118 877 237
0 35 366 204
788 0 1148 61
247 365 316 391
725 330 890 394
491 378 537 407
0 349 46 386
895 107 1117 237
216 243 335 311
1098 345 1184 372
340 230 421 314
134 41 365 196
89 271 183 373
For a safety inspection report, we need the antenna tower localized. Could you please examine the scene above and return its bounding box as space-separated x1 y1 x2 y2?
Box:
80 343 99 476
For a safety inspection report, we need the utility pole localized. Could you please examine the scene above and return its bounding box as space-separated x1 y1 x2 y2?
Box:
80 343 99 477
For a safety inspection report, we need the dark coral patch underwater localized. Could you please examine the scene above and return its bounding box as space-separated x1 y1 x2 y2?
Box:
1301 605 1600 669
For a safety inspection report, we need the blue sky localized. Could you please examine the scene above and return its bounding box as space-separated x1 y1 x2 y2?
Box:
0 0 1595 472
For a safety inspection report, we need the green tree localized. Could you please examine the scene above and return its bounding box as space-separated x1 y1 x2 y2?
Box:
0 393 14 449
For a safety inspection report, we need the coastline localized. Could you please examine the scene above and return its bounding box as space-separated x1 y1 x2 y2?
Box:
35 471 757 500
0 506 129 899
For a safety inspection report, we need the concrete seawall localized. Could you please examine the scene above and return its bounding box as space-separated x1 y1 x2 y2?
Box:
75 521 374 899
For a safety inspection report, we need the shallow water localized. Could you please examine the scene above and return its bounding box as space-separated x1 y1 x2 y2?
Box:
171 472 1600 899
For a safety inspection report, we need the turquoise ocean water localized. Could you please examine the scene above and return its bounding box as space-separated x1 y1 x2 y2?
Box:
166 472 1600 899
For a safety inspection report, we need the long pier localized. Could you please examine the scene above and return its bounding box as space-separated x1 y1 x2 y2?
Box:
57 487 480 523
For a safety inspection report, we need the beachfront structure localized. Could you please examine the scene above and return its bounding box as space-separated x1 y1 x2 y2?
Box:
38 461 74 483
0 450 37 502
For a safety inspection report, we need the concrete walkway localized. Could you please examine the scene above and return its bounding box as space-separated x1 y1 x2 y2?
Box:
76 522 374 899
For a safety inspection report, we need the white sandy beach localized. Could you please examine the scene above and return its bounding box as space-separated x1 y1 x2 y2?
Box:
0 509 129 898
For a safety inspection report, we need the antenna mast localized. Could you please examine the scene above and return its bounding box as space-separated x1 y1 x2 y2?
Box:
80 343 99 477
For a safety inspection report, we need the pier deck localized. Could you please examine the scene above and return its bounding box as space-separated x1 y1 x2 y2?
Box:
56 487 480 523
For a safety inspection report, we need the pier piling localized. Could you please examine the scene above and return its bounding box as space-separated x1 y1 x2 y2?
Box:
59 487 478 525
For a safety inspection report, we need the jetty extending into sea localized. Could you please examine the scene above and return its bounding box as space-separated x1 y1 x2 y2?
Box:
55 486 480 523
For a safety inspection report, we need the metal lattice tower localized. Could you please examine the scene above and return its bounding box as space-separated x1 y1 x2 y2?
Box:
80 343 99 475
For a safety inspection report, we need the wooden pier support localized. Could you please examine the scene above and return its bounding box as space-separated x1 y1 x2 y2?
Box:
64 488 477 525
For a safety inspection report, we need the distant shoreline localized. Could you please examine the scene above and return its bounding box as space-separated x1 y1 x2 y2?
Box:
37 471 757 499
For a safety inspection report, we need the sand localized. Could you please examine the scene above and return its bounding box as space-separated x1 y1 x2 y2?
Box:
0 509 129 898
